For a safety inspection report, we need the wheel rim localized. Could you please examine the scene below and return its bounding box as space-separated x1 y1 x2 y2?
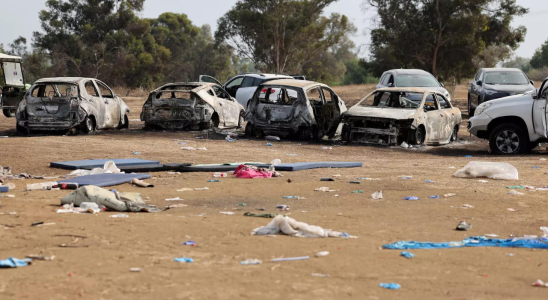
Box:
86 118 93 132
496 130 519 153
416 129 423 144
452 127 458 140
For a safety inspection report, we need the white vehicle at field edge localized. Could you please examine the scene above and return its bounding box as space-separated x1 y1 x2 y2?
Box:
467 77 548 154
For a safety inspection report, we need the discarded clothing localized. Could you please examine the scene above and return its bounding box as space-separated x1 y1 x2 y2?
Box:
234 164 283 179
61 185 162 213
251 215 357 238
454 161 519 180
383 236 548 250
0 258 32 268
244 212 279 218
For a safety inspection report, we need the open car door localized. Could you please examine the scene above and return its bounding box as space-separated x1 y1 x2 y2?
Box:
199 75 223 86
533 79 548 138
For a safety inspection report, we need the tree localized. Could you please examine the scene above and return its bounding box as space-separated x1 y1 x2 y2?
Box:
216 0 354 75
472 44 512 69
530 39 548 69
502 56 531 73
365 0 528 81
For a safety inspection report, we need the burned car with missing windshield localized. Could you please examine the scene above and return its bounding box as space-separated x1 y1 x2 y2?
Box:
141 82 245 130
245 79 347 140
341 88 462 146
16 77 130 134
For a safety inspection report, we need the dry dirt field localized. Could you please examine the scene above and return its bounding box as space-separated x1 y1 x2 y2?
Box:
1 83 548 300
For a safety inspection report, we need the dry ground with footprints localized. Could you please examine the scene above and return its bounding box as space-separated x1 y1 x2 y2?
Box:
2 83 548 300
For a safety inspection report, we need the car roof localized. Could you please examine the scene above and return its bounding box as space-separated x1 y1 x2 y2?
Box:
153 82 216 92
0 53 23 62
34 77 93 84
482 68 524 72
260 79 323 88
385 69 434 76
375 87 444 94
242 73 293 79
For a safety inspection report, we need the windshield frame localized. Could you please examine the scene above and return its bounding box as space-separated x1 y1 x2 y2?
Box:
483 71 530 85
355 90 426 110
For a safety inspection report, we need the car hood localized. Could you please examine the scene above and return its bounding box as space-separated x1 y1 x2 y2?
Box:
484 84 534 94
485 93 533 106
344 106 417 120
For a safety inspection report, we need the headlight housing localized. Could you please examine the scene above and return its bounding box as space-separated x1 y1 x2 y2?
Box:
475 102 492 116
484 89 497 95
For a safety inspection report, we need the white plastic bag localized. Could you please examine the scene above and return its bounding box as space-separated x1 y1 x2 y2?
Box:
453 161 519 180
251 215 356 238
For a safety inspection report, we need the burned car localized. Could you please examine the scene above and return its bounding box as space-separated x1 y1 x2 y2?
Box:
245 79 347 140
141 82 245 130
16 77 130 134
341 88 462 145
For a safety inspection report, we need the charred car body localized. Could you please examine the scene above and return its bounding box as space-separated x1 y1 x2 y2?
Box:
141 82 245 130
245 79 347 140
16 77 130 134
341 88 462 145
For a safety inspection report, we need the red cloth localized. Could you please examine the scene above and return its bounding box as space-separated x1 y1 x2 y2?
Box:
234 165 273 179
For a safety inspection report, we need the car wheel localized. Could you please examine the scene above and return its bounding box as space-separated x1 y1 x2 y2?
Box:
489 123 528 155
245 122 254 136
450 125 459 142
237 111 245 129
408 126 425 145
16 124 28 135
80 116 96 134
117 115 129 129
300 127 313 140
467 95 475 117
3 109 16 118
312 126 324 141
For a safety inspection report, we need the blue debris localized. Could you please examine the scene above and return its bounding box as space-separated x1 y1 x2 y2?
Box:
266 143 273 146
403 196 419 201
379 283 401 290
0 258 32 268
424 180 435 183
207 180 221 182
533 166 539 169
401 176 412 180
283 196 299 199
464 155 473 158
133 151 141 155
428 195 440 199
174 257 194 263
400 251 415 258
181 240 196 246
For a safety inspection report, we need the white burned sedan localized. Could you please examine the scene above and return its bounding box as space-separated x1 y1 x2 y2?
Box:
341 88 462 145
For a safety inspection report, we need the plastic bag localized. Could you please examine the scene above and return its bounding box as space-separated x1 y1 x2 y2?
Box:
453 161 519 180
251 215 357 238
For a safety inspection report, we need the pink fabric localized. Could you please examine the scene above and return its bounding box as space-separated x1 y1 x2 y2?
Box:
234 165 273 179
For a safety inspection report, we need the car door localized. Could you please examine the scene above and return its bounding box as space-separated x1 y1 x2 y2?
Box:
83 80 106 128
235 76 258 107
199 75 223 86
95 80 121 128
320 86 343 135
422 93 444 143
533 79 548 138
223 76 244 99
212 85 239 127
435 94 456 141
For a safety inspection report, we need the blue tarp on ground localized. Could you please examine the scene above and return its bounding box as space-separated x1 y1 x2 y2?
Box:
57 173 151 187
383 236 548 250
50 159 161 170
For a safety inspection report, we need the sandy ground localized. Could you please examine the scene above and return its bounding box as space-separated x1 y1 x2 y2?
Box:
1 83 548 300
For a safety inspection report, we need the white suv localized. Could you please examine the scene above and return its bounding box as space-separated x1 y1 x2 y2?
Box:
200 74 293 108
467 77 548 154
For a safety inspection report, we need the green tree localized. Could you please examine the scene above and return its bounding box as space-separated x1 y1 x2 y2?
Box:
472 44 513 69
502 56 531 73
365 0 528 81
216 0 354 75
530 39 548 69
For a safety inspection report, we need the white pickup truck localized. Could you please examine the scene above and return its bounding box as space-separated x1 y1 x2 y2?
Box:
468 77 548 154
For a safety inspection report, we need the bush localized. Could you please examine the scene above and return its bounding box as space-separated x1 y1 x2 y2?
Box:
527 67 548 81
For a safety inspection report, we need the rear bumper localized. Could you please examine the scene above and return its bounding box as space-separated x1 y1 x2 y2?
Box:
19 120 79 131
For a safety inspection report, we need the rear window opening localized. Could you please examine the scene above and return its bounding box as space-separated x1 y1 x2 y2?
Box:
30 83 78 98
258 87 300 105
155 91 193 100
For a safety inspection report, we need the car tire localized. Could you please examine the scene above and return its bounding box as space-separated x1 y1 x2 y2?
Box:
16 124 28 136
489 123 528 155
237 111 245 129
3 109 16 118
468 95 475 117
450 125 459 142
117 115 129 129
312 126 324 141
245 122 254 136
300 127 313 140
408 126 425 145
80 116 96 134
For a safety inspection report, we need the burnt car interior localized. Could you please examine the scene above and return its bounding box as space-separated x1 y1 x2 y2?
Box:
259 87 299 105
27 83 78 115
360 91 423 109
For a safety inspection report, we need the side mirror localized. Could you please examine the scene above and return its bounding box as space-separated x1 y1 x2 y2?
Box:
440 82 445 88
477 80 483 86
532 88 539 99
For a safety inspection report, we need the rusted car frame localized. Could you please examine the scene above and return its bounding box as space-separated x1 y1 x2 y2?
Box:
341 87 462 146
245 79 347 140
141 82 245 130
16 77 130 134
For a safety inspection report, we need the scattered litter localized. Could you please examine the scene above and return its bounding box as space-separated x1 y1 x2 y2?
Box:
541 158 547 161
220 212 235 215
244 212 278 218
315 187 336 192
285 154 298 156
478 180 489 183
207 180 221 182
316 251 330 257
277 205 290 211
358 177 381 181
252 215 357 238
532 279 548 287
110 214 129 218
0 258 32 268
371 191 383 200
321 147 333 150
508 190 524 195
400 142 409 148
166 204 186 209
449 166 456 169
266 143 273 147
272 256 310 262
194 187 209 191
133 151 141 155
484 234 498 237
424 180 435 183
320 178 335 181
454 161 519 180
464 155 473 158
429 195 439 199
241 259 262 265
62 186 161 212
507 208 518 212
401 176 412 180
403 196 419 201
234 165 282 178
312 273 330 277
533 166 539 169
400 251 415 258
351 190 364 194
462 204 474 209
132 178 154 188
541 227 548 237
130 268 142 272
181 147 207 151
456 221 472 231
379 283 401 290
333 174 341 177
349 181 361 184
31 222 44 226
213 172 228 178
166 197 183 201
177 188 194 192
167 172 181 175
507 185 525 189
181 240 196 246
283 196 304 199
26 255 54 261
265 136 280 141
174 257 194 263
444 193 456 198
